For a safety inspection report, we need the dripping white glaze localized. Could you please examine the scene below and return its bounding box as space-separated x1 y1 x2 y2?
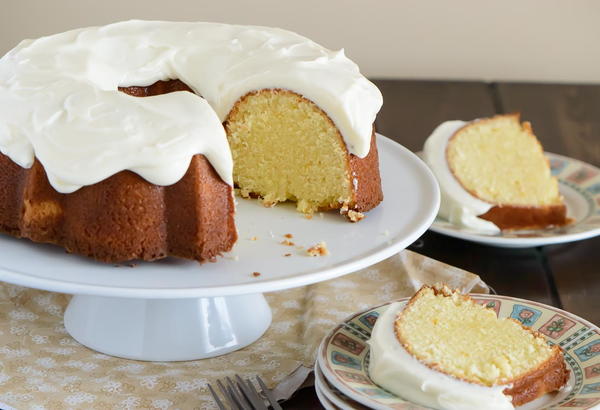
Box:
0 20 382 193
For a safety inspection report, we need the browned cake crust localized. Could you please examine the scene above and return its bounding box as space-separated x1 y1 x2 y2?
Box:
0 80 237 263
118 79 194 96
479 203 568 231
348 130 383 213
504 344 569 406
224 88 383 217
0 153 236 263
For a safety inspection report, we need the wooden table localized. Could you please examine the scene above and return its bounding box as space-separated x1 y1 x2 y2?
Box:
285 80 600 409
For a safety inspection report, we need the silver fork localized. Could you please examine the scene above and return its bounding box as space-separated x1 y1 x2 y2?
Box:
208 375 282 410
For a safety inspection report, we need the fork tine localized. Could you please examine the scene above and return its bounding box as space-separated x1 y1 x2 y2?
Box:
217 379 230 401
217 379 241 410
235 375 268 410
245 378 268 410
226 376 252 410
226 385 245 410
256 376 282 410
208 383 227 410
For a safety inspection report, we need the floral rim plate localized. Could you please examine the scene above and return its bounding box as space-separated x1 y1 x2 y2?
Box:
317 295 600 410
429 152 600 248
315 361 368 410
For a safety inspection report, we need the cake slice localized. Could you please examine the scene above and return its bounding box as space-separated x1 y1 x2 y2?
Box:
424 114 568 231
368 285 569 409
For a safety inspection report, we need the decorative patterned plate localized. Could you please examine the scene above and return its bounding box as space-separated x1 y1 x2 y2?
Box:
315 361 368 410
315 379 340 410
318 295 600 410
429 152 600 248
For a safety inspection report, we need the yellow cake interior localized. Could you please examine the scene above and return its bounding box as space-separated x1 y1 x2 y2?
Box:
395 286 555 386
447 114 561 206
224 89 353 213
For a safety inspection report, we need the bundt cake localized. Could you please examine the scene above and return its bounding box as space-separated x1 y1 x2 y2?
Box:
0 21 383 263
368 285 569 409
423 114 568 231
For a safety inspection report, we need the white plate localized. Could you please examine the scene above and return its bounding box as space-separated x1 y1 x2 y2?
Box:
0 134 440 298
428 152 600 248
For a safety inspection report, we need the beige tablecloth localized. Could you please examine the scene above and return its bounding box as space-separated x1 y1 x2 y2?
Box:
0 250 488 409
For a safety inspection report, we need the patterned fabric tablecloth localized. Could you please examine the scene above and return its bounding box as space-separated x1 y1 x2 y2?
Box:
0 250 488 409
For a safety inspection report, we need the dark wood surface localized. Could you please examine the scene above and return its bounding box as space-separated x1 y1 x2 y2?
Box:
285 80 599 409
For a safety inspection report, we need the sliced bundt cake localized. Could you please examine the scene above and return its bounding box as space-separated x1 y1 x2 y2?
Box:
0 21 383 263
369 285 569 409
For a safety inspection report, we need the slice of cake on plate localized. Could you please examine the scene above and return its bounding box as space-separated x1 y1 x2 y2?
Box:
423 114 568 232
368 285 569 409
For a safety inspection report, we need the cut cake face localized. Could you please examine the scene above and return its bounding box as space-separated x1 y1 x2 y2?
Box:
225 89 383 215
448 114 561 207
396 286 558 386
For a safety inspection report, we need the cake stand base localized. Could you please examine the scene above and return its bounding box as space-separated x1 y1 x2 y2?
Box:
64 293 272 361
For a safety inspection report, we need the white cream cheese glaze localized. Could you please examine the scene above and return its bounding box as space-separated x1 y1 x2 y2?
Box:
423 121 501 233
0 20 382 193
368 302 514 410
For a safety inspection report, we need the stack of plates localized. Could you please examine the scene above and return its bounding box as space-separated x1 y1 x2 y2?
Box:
314 296 600 409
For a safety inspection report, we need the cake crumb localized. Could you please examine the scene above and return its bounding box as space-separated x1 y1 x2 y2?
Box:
346 210 365 222
280 239 295 246
249 236 258 241
239 188 252 198
284 253 292 257
296 245 305 250
128 263 137 268
339 202 363 222
284 233 293 239
319 213 324 219
307 241 329 257
262 199 277 208
252 271 261 277
304 214 313 220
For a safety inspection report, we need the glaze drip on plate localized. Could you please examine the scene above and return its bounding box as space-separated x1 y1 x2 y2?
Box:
0 20 382 193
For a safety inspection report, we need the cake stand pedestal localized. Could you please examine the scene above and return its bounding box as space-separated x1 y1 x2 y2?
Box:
0 135 439 361
64 293 271 361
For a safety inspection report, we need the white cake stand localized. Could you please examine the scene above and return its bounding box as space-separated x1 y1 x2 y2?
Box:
0 135 439 361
